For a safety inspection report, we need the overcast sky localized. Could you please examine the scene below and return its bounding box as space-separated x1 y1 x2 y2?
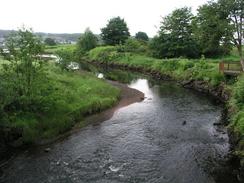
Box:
0 0 208 37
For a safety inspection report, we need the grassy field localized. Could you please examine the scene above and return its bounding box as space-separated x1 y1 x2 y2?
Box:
44 44 76 54
0 60 120 143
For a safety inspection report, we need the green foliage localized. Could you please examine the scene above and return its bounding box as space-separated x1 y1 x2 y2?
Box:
44 37 56 46
56 48 76 71
0 62 120 142
123 38 148 53
135 32 149 42
151 7 200 58
228 75 244 155
218 0 244 60
0 30 120 143
77 28 98 54
33 64 120 140
231 110 244 136
193 1 232 57
44 44 76 54
149 35 163 58
229 79 244 143
88 46 225 86
231 75 244 109
88 46 122 61
101 17 130 45
0 27 46 112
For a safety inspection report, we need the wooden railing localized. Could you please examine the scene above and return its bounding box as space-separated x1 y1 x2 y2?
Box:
219 61 243 75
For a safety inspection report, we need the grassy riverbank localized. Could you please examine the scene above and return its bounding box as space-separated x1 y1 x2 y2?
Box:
85 46 244 157
0 59 120 143
88 46 225 86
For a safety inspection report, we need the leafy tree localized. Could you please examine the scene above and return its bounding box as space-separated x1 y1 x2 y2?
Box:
135 32 149 42
193 2 232 57
149 35 170 58
44 37 56 46
152 7 200 58
77 28 98 53
218 0 244 64
0 28 45 110
101 17 130 45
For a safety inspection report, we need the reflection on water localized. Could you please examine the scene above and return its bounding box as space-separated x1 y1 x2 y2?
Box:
129 79 154 98
0 69 238 183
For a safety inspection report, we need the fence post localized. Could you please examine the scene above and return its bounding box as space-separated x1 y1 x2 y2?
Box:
219 61 224 73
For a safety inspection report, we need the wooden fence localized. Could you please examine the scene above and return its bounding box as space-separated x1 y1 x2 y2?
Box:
219 61 243 75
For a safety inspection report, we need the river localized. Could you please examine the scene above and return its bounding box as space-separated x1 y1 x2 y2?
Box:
0 69 238 183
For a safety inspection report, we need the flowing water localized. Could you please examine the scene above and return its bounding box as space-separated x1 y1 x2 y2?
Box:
0 70 238 183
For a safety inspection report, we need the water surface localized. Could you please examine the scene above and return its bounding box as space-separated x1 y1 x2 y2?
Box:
0 74 237 183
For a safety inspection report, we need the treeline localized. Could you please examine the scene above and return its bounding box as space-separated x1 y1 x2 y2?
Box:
75 0 243 60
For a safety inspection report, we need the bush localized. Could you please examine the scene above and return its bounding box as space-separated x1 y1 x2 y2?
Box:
232 75 244 108
44 38 56 46
135 32 149 42
56 48 77 71
88 46 121 61
123 38 148 54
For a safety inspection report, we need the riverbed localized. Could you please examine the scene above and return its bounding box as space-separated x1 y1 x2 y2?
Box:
0 70 238 183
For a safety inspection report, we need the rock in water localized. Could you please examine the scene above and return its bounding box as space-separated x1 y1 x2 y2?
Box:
182 121 187 125
44 148 51 152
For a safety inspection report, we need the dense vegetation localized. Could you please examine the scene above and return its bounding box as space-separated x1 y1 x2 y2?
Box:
88 46 223 85
77 28 98 53
0 29 120 143
135 32 149 42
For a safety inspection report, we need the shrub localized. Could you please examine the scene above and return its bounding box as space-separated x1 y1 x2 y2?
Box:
232 75 244 108
56 48 76 71
123 38 148 54
88 46 121 61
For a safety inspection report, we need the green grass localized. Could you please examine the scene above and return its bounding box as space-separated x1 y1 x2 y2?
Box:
88 47 225 86
202 48 242 63
228 74 244 156
44 44 76 54
0 61 120 143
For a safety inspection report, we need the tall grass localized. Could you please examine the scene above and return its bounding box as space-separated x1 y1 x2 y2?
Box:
88 46 225 86
0 61 120 143
44 44 76 54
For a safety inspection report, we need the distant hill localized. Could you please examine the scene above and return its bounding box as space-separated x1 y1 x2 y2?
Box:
0 29 82 44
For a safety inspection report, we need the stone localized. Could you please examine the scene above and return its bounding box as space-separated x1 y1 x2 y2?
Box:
213 122 222 126
44 148 51 152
